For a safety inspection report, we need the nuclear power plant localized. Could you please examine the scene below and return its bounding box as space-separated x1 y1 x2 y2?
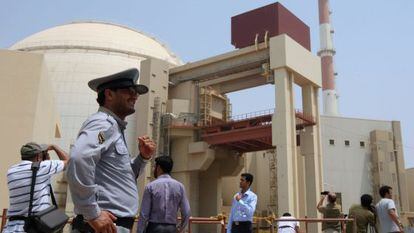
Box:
1 1 413 232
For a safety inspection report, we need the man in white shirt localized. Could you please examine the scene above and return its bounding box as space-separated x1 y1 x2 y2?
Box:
3 142 68 233
277 212 300 233
375 185 404 233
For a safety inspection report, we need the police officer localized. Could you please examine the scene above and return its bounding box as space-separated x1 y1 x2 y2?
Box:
67 68 156 233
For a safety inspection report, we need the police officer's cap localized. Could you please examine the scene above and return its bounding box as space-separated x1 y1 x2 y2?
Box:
21 142 48 159
88 68 148 94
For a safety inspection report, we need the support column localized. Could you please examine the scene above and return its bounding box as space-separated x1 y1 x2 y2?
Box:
300 85 323 233
199 162 222 233
272 69 299 216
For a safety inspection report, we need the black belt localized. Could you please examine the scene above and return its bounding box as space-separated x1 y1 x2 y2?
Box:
148 222 176 226
8 215 27 221
72 215 135 231
232 221 252 226
279 225 294 229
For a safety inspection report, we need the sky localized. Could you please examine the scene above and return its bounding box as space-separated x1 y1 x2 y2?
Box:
1 0 413 168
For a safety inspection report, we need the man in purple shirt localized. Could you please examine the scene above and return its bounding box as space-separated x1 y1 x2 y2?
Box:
137 156 191 233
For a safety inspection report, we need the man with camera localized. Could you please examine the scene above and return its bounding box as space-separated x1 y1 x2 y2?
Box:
317 191 344 233
3 142 68 233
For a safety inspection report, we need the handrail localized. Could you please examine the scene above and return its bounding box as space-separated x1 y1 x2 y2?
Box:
1 210 356 233
258 216 357 233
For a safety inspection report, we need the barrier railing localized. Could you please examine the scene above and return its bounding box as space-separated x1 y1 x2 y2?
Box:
188 217 226 233
1 209 356 233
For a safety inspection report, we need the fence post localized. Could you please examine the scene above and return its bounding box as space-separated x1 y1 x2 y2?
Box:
188 218 192 233
269 219 274 233
221 220 225 233
1 209 7 231
305 216 308 233
352 218 357 233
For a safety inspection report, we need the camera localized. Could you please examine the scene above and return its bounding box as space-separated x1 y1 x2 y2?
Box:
321 191 329 195
42 151 48 160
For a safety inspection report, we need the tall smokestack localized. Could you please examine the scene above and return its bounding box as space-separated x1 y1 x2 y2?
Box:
318 0 339 116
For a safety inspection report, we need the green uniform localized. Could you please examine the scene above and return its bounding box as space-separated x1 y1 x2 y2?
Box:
346 204 375 233
320 203 342 231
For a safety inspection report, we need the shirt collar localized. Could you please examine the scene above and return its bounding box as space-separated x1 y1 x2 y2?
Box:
158 174 171 179
99 107 128 130
240 188 252 196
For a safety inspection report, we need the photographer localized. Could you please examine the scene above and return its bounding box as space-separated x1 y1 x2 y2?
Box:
3 142 68 233
317 192 344 233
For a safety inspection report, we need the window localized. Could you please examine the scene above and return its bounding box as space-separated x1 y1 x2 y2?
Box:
390 152 395 162
345 140 350 146
329 139 335 145
379 162 383 171
360 141 365 147
392 173 397 183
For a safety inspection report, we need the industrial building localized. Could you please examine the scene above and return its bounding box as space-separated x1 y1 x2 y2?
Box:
0 1 412 232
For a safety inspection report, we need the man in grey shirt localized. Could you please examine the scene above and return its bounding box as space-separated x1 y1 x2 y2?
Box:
375 185 404 233
67 68 156 233
137 156 190 233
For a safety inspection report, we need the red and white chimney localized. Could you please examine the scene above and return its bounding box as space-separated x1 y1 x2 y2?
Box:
318 0 339 116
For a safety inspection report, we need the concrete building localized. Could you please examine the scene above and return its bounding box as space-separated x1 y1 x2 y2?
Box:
0 50 62 210
232 116 410 212
10 21 182 157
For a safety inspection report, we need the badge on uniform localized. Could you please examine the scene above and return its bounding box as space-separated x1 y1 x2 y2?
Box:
98 131 105 144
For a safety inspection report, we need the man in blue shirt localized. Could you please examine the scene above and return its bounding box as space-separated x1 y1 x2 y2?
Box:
227 173 257 233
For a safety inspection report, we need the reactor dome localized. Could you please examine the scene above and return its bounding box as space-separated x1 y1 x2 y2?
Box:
11 21 182 65
10 21 182 154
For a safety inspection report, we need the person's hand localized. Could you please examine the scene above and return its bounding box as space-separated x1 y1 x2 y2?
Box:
398 223 404 233
47 144 54 151
88 210 117 233
138 136 156 160
235 194 242 201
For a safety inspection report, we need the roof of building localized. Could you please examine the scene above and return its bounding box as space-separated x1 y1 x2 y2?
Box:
10 21 183 65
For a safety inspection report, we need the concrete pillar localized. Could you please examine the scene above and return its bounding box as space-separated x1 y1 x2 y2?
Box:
136 58 171 195
199 162 222 233
300 85 323 233
272 69 299 216
392 121 410 212
296 147 307 218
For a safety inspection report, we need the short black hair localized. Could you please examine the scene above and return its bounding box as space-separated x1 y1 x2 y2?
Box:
97 91 106 106
241 173 253 186
282 212 291 217
155 156 173 174
327 193 337 203
96 88 118 106
379 185 392 198
360 194 373 209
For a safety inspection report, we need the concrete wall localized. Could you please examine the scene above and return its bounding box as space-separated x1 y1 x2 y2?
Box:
406 168 414 212
371 126 409 212
321 116 410 212
0 50 61 210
